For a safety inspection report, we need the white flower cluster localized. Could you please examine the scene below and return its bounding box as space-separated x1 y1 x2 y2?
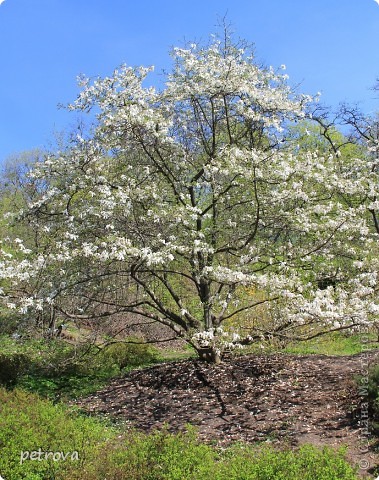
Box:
192 327 244 352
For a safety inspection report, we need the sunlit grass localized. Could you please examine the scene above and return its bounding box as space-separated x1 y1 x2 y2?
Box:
284 332 378 356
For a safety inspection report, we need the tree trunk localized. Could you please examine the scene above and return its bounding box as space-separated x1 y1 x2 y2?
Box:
197 347 222 364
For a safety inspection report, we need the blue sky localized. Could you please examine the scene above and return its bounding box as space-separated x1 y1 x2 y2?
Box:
0 0 379 164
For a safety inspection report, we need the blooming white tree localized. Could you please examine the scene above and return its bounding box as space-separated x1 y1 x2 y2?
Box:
1 34 378 362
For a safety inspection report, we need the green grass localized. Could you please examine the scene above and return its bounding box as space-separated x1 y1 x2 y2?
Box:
0 387 363 480
284 332 377 356
156 344 197 362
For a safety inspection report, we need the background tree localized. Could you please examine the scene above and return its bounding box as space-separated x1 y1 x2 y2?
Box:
0 150 50 334
1 33 378 362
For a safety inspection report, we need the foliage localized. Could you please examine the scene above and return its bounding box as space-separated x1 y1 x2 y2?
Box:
97 340 159 370
0 387 111 480
0 335 159 399
216 443 359 480
0 387 361 479
1 31 379 362
93 429 359 480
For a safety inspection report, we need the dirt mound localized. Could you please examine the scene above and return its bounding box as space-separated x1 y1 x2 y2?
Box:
74 350 379 477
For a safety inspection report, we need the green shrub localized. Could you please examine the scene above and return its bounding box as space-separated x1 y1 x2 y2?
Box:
83 426 217 480
216 443 359 480
97 340 159 371
0 387 112 479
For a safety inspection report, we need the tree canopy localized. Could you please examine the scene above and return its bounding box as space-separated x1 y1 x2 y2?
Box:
1 33 378 362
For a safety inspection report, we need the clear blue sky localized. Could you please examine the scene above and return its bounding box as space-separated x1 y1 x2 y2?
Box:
1 0 379 164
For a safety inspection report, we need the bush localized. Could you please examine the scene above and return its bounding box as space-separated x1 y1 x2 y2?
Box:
0 387 112 479
87 426 217 480
97 340 159 371
216 443 359 480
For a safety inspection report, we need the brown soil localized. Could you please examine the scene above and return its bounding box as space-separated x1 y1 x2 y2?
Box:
74 350 379 478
